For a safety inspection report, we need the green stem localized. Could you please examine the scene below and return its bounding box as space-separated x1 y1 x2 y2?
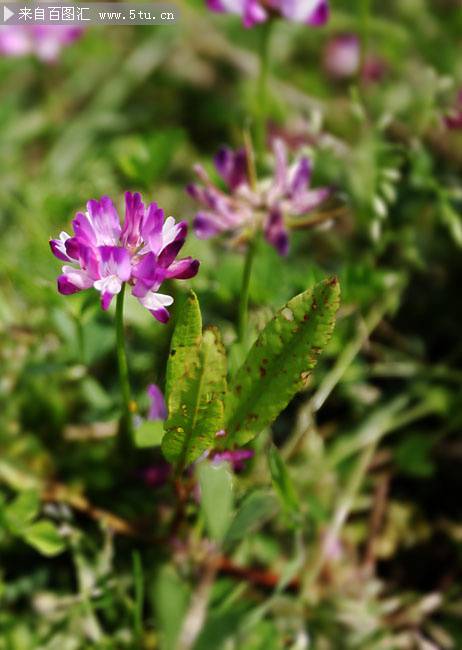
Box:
255 20 273 162
359 0 372 79
237 22 272 343
116 283 134 440
238 236 258 343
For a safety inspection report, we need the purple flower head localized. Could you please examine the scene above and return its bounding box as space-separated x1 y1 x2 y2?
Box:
206 0 329 28
0 25 83 63
147 383 167 421
50 192 200 322
188 139 330 256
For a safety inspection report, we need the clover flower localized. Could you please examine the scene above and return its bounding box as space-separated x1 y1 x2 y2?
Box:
0 25 83 63
206 0 329 28
50 193 199 323
187 139 330 256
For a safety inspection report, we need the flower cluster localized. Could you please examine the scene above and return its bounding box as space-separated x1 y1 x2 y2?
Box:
0 25 82 63
50 193 199 322
187 139 330 256
206 0 329 28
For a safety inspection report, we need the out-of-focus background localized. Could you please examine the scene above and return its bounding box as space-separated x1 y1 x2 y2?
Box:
1 1 462 648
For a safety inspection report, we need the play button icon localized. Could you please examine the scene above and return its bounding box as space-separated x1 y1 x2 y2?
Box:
3 5 14 22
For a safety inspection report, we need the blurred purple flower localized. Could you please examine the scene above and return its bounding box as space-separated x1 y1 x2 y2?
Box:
142 461 171 488
206 0 329 28
361 54 387 83
187 139 330 256
147 383 167 421
0 25 82 63
444 90 462 130
323 33 360 79
323 33 387 83
50 192 199 322
211 449 254 472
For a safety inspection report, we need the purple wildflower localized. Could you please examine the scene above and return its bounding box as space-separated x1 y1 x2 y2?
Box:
147 383 168 421
323 34 360 79
50 192 200 322
211 449 254 472
187 139 330 256
0 25 83 63
206 0 329 28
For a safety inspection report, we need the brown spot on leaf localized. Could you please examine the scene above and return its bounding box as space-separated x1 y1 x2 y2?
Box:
260 366 267 378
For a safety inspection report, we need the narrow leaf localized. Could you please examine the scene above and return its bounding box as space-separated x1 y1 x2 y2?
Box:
162 294 227 467
225 277 340 446
197 460 234 543
152 566 191 650
165 290 202 413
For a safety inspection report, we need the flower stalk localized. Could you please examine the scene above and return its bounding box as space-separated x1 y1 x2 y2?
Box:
255 20 273 162
116 283 135 439
238 234 258 342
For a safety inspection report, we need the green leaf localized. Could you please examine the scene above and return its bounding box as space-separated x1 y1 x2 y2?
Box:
22 520 65 557
197 460 234 543
225 278 340 445
151 566 191 650
4 490 40 534
225 490 278 547
162 292 227 467
134 419 164 448
164 290 202 416
268 445 300 516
